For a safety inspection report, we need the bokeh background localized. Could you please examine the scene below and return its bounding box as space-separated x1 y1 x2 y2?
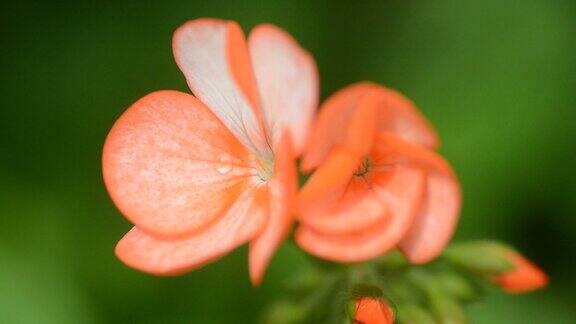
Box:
1 0 575 323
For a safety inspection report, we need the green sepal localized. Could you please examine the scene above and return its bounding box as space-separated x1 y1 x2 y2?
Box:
396 304 436 324
284 266 323 294
376 250 410 272
386 277 426 304
345 300 358 321
350 283 384 299
259 300 307 324
433 270 481 302
444 240 515 274
428 289 468 324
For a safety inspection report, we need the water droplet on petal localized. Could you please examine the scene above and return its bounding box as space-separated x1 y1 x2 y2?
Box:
217 156 232 174
217 165 232 174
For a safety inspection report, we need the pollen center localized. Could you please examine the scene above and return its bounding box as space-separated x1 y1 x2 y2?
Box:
255 155 274 182
354 157 372 177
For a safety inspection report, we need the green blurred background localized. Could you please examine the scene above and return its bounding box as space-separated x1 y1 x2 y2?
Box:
2 0 575 323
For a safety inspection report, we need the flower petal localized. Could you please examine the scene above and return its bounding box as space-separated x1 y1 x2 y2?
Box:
295 167 426 262
494 252 548 293
298 177 388 235
301 83 378 172
372 133 460 263
115 185 269 276
302 82 438 172
248 24 319 155
173 19 269 155
373 132 453 176
249 133 297 286
103 90 255 237
399 173 461 263
298 146 360 209
373 85 439 148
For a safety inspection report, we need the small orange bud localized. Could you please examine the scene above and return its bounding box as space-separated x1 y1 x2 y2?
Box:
354 297 394 324
493 251 548 293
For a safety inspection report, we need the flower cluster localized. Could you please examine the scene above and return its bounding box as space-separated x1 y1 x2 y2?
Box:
102 18 547 321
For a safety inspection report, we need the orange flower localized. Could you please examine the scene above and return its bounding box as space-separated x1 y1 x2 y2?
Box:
493 251 548 293
103 19 318 285
354 297 394 324
296 82 461 264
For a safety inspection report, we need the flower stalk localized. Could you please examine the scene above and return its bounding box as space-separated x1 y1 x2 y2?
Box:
262 240 546 323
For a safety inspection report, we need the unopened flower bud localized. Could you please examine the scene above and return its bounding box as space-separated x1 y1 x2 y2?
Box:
352 297 395 324
491 251 548 293
445 241 548 293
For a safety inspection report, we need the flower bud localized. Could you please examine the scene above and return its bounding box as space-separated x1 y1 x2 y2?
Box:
445 241 548 293
492 251 548 293
352 297 395 324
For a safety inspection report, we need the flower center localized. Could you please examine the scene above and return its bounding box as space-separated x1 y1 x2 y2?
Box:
255 154 274 182
354 157 372 177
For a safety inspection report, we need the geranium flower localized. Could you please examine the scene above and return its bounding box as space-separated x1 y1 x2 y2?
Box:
353 297 395 324
103 19 318 285
296 82 461 264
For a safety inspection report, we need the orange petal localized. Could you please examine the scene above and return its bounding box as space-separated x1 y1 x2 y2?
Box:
344 93 379 159
373 85 439 148
399 173 461 263
173 19 269 155
226 21 261 113
296 167 426 262
102 90 254 237
301 83 379 172
298 177 388 235
115 185 269 275
249 133 297 286
298 146 360 209
372 132 461 262
494 251 548 293
355 298 395 324
248 24 319 155
373 132 453 176
302 82 439 172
